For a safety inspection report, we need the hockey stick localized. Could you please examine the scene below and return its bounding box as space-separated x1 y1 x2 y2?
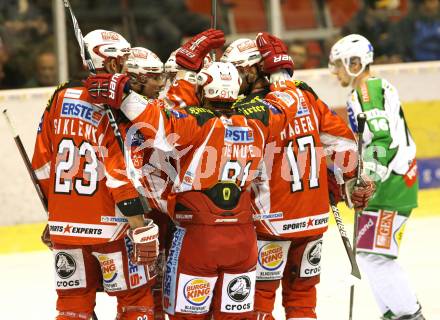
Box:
62 0 151 213
210 0 217 60
349 112 367 320
2 109 99 320
329 191 361 280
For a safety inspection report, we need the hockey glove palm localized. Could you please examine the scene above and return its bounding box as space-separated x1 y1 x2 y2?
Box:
84 73 130 109
176 29 225 71
344 175 376 210
127 219 159 267
256 32 294 75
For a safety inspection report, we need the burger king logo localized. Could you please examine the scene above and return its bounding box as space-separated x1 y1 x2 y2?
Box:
98 255 118 283
183 278 211 306
258 242 284 271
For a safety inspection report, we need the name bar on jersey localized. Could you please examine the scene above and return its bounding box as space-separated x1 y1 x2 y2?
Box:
269 212 329 234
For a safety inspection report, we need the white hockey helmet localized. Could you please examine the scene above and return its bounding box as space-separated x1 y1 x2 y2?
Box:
329 34 374 77
83 29 131 71
197 62 241 102
164 50 180 73
126 47 164 84
221 38 262 68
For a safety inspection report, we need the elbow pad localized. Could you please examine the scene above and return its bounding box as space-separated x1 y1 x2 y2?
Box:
117 197 145 217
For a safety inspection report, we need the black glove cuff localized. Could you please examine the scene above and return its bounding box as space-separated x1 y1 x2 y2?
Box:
117 197 145 217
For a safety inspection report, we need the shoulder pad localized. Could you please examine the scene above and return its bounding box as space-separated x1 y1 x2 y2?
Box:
185 106 217 126
293 80 319 100
233 92 271 126
45 80 83 111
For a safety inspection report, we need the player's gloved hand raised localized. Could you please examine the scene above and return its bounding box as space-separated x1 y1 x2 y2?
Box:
344 175 376 210
176 29 225 71
256 32 294 75
126 219 159 269
84 73 130 109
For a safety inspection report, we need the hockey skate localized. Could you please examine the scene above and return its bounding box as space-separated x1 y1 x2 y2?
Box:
381 306 425 320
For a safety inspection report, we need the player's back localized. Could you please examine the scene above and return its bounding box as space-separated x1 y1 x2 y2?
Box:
251 82 356 239
33 82 131 245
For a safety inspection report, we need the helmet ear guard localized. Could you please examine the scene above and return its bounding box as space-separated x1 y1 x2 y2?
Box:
329 34 374 77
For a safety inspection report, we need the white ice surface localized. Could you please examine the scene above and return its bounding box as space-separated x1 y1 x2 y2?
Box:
1 217 439 320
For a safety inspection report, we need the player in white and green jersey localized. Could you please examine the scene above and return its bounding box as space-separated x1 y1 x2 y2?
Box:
329 34 424 320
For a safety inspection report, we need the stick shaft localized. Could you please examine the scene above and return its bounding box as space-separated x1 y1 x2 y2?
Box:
329 194 361 279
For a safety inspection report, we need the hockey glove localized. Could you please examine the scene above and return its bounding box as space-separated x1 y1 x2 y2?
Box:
84 73 130 109
344 175 376 210
41 223 53 250
256 32 294 75
176 29 225 71
127 219 159 267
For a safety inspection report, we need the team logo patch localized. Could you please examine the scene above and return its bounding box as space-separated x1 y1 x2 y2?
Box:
227 276 251 302
55 252 76 279
184 278 212 305
60 98 102 126
300 239 322 277
126 129 145 147
224 126 254 143
258 243 284 271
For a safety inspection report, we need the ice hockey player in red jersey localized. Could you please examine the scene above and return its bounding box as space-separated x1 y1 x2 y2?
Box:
32 29 160 320
221 33 375 320
126 45 174 320
82 29 315 319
